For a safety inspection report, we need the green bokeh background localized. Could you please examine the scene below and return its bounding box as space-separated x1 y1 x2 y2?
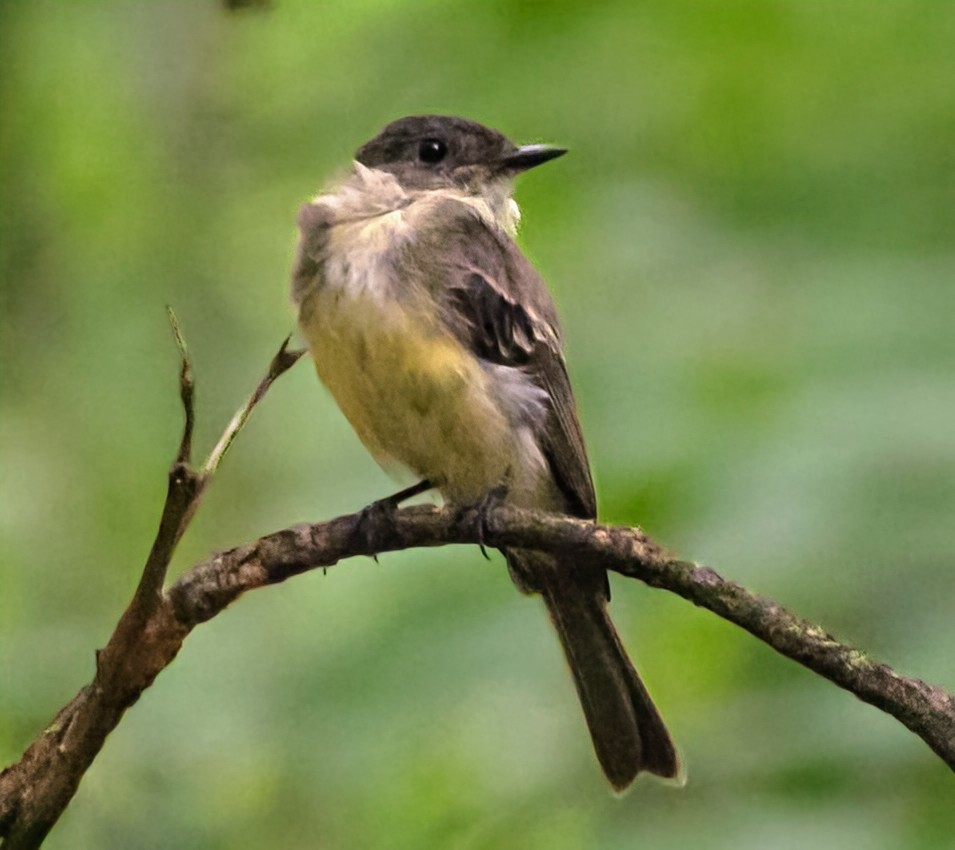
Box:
2 1 954 847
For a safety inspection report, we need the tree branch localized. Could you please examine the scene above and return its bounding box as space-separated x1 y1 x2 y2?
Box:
0 324 302 850
2 341 952 849
127 308 203 623
169 505 955 770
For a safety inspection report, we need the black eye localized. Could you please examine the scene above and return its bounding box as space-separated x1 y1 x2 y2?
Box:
418 138 447 164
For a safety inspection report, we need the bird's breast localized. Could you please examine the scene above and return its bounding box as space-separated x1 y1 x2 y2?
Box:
297 232 535 502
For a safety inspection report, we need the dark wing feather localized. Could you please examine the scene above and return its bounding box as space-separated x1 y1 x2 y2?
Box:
407 200 596 520
446 271 537 366
531 343 597 519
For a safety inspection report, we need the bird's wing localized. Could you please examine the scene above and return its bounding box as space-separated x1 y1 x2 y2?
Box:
407 200 596 519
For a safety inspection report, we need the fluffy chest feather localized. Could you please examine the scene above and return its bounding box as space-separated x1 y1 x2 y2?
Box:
292 167 548 502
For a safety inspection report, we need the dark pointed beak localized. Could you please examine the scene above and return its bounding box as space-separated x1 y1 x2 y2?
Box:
500 144 568 173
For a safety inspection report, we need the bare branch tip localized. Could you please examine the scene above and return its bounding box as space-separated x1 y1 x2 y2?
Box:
166 308 195 389
166 307 187 357
269 335 306 379
166 308 196 464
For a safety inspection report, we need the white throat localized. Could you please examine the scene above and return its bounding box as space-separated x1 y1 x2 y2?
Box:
316 162 522 237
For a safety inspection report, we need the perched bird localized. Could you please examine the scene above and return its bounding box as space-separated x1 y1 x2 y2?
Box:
290 115 679 788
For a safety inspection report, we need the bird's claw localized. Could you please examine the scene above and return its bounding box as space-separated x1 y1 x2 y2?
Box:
458 483 509 559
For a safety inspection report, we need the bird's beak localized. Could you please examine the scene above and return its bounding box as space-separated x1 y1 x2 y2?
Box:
500 144 568 173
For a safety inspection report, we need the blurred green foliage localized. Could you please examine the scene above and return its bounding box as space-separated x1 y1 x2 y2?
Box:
2 1 954 847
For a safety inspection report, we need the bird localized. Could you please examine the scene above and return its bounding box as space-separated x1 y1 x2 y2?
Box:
290 114 679 788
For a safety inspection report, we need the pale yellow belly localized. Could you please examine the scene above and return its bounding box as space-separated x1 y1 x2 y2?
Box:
299 289 532 503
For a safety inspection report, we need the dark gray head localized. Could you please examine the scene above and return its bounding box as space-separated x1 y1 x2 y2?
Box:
355 115 566 190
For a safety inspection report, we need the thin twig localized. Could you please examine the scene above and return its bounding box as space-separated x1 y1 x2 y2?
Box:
202 337 304 476
127 311 205 618
166 307 195 465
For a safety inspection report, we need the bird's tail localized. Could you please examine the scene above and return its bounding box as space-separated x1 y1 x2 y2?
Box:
540 579 680 789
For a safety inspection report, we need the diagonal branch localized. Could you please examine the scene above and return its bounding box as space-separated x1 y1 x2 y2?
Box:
484 511 955 770
127 308 203 622
0 324 302 850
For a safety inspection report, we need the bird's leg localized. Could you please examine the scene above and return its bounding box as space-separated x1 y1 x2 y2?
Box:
372 479 435 509
357 479 433 561
457 481 510 561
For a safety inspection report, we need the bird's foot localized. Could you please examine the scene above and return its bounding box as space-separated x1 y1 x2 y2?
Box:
456 483 509 560
356 479 433 561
